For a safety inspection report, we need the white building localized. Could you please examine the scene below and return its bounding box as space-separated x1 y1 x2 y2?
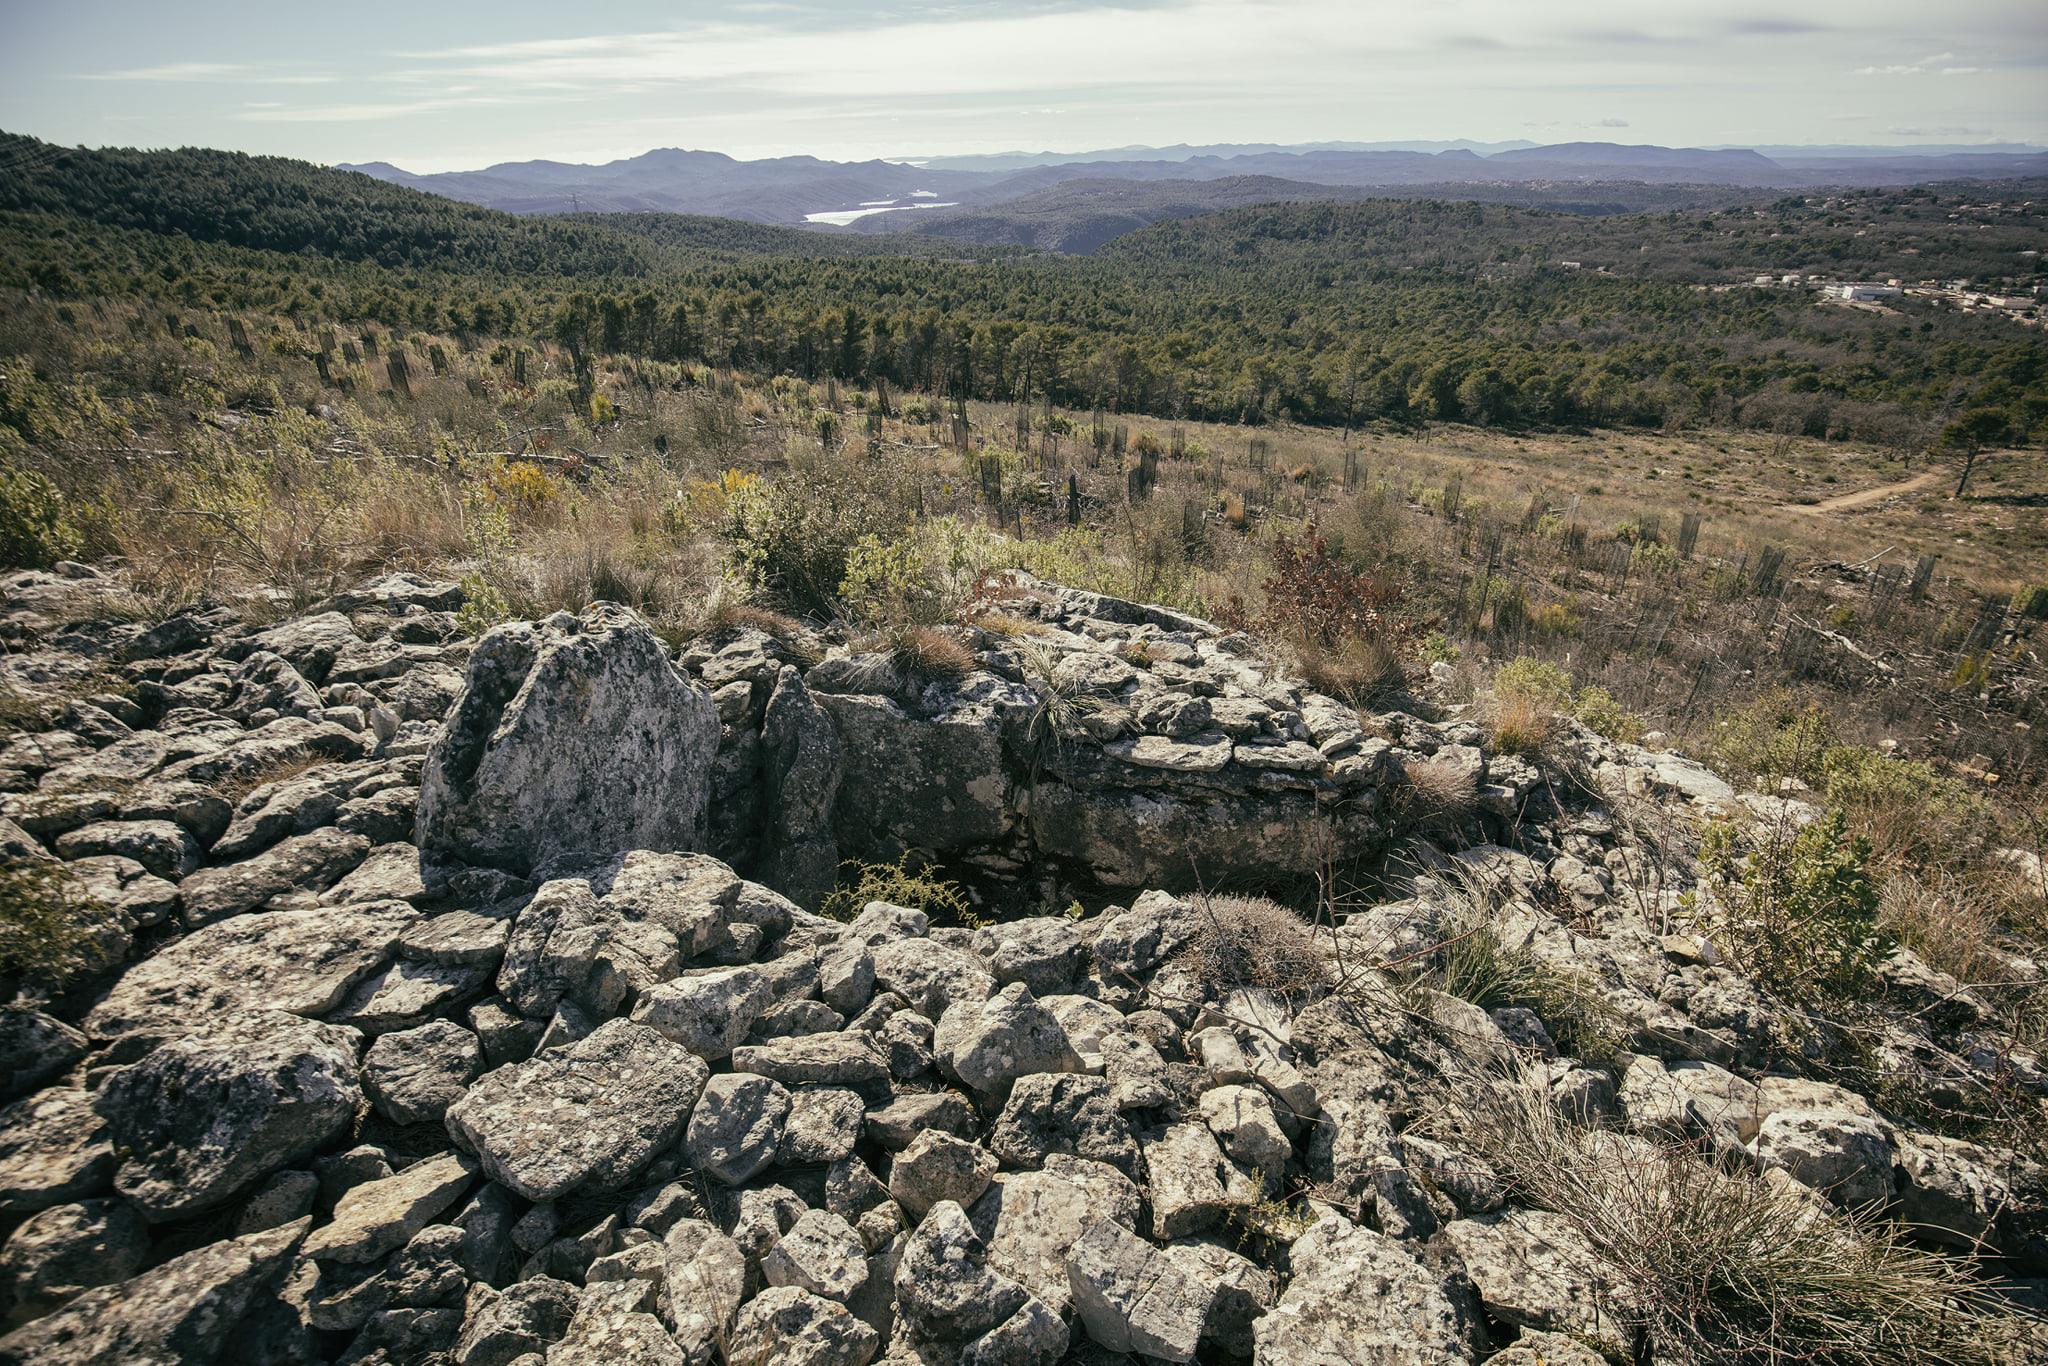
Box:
1836 283 1901 302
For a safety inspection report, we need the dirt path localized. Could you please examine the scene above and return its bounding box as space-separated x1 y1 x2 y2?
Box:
1784 467 1944 514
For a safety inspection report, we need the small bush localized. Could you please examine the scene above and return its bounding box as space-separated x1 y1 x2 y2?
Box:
1178 893 1330 1000
0 468 79 570
1573 685 1645 745
1818 745 1994 873
1391 754 1480 834
819 856 976 926
1695 809 1886 1000
0 858 116 987
1260 517 1402 648
1709 690 1837 786
724 453 910 616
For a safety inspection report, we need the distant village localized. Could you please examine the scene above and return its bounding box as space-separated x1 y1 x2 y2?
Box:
1745 271 2044 326
1562 195 2045 327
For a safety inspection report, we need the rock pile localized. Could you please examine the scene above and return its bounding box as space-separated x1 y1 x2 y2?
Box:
0 564 2042 1363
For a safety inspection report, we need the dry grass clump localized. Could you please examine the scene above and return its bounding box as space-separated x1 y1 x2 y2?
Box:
1181 893 1332 999
0 858 117 989
1460 1067 2036 1364
1486 656 1573 757
1421 884 1623 1062
878 625 977 688
1390 753 1481 834
1296 634 1406 708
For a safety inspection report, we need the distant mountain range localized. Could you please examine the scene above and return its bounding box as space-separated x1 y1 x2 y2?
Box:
337 139 2048 253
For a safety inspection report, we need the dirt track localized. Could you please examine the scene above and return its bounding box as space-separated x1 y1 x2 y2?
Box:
1785 467 1944 513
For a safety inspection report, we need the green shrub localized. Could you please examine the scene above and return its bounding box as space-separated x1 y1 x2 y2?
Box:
725 453 910 617
1494 656 1574 711
0 468 80 569
820 856 978 927
0 858 116 987
2013 583 2048 620
838 517 1004 628
1817 745 1994 872
1709 690 1837 786
1696 810 1885 999
1573 685 1646 745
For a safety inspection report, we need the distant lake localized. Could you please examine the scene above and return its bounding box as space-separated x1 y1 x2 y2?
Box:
805 196 958 226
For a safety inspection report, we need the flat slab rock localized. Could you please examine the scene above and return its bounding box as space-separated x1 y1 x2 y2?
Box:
95 1009 362 1222
0 1217 308 1366
446 1019 709 1202
82 900 416 1039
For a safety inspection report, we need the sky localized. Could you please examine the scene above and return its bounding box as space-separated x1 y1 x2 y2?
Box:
1 0 2044 172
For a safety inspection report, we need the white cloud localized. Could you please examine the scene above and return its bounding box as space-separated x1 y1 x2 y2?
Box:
82 61 334 85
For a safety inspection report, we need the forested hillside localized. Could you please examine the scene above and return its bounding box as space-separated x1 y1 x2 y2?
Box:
1 133 2041 439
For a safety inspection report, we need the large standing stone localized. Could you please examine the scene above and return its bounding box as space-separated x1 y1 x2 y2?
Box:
94 1010 362 1222
417 606 719 878
446 1020 708 1202
0 1217 308 1366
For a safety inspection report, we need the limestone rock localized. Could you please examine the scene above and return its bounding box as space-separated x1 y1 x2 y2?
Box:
761 1209 868 1303
302 1152 477 1265
1064 1218 1215 1362
1443 1208 1625 1339
446 1020 708 1202
684 1073 791 1186
889 1131 997 1221
95 1010 362 1221
418 605 720 878
0 1217 308 1366
1139 1121 1258 1239
968 1156 1143 1317
0 1007 86 1102
989 1074 1138 1175
1252 1215 1474 1364
82 900 414 1039
0 1089 112 1216
0 1198 149 1320
630 966 772 1060
725 1285 878 1366
178 828 371 925
935 983 1084 1102
455 1276 578 1366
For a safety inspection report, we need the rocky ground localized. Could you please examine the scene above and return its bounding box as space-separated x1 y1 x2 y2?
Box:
0 563 2042 1364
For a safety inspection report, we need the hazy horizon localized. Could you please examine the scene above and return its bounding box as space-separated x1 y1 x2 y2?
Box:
2 1 2044 174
